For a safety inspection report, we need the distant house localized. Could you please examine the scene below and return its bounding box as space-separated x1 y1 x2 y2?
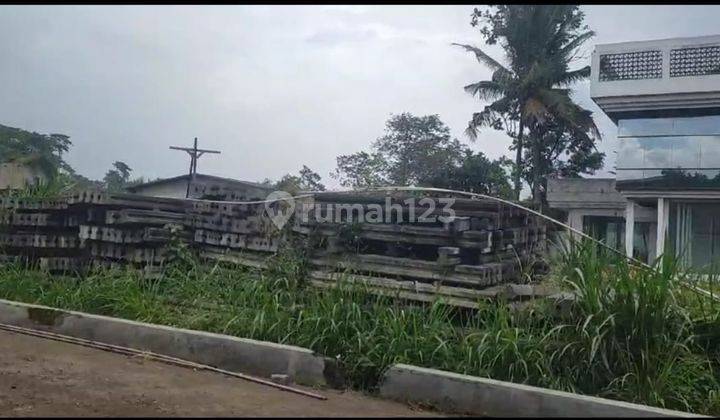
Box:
126 173 274 201
547 177 657 262
0 162 48 190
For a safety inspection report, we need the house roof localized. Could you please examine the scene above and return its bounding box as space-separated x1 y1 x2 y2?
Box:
126 173 274 193
546 177 627 210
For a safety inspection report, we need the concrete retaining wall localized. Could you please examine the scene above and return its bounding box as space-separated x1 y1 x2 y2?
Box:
0 299 342 388
379 364 705 417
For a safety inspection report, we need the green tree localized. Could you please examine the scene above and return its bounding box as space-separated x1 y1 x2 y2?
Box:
65 171 103 191
332 151 389 188
333 113 512 195
424 149 513 198
456 5 601 206
520 114 604 194
333 113 466 188
103 161 134 192
0 124 72 179
276 165 326 194
298 165 326 192
374 113 464 186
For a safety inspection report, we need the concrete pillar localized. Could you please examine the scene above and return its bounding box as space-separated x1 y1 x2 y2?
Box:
568 210 584 242
625 201 635 257
656 198 669 258
648 223 658 262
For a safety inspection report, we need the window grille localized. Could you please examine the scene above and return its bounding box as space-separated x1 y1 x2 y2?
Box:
599 50 662 81
670 45 720 77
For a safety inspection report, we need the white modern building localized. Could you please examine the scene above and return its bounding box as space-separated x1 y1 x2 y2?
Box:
555 34 720 270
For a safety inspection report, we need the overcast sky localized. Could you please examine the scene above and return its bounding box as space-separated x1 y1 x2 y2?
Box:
2 5 720 189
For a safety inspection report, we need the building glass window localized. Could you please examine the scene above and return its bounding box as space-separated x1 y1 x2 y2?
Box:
618 115 720 137
582 216 651 262
584 215 625 251
634 222 651 263
670 201 720 270
616 116 720 189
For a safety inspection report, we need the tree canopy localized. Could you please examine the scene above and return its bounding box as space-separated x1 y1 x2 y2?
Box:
372 113 465 186
333 151 389 189
333 113 512 197
275 165 326 194
0 124 151 194
103 161 136 192
424 150 513 198
0 124 72 178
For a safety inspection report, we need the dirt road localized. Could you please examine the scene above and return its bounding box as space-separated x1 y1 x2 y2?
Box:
0 330 432 417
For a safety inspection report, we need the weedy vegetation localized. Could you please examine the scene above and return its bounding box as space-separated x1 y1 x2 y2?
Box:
1 236 720 414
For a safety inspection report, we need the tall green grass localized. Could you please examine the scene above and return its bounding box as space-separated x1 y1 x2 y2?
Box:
1 240 719 414
0 176 79 200
549 240 720 410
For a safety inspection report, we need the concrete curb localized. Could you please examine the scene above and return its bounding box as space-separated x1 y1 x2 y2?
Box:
379 364 706 417
0 299 343 388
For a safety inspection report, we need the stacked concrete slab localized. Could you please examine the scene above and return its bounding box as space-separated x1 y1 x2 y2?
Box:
0 190 547 307
294 192 547 308
0 194 78 271
0 191 187 272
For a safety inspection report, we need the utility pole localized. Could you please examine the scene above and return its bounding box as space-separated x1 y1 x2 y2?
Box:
169 138 221 198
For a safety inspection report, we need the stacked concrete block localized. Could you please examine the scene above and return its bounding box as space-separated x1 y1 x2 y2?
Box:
0 190 547 308
0 195 84 271
295 192 547 308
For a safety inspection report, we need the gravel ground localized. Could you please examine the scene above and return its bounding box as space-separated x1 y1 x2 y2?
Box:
0 329 435 417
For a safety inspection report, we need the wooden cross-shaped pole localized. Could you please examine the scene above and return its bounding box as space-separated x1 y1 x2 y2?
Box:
169 138 221 198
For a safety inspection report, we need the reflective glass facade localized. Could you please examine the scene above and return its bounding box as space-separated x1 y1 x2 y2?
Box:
669 202 720 270
616 115 720 189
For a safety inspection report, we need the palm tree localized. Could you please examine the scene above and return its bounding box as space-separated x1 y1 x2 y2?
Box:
455 5 600 205
452 44 523 199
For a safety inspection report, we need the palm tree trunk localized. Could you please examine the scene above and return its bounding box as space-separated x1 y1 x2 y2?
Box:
531 128 543 211
514 121 524 201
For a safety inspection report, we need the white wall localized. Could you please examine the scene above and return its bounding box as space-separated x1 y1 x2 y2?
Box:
0 162 48 190
132 181 189 199
131 178 271 200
